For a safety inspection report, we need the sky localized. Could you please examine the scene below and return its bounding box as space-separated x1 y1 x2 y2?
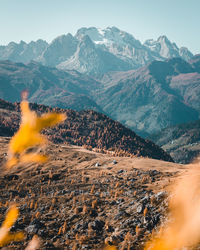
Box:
0 0 199 54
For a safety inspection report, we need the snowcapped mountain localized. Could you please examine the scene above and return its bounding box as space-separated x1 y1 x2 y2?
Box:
75 26 158 67
144 35 193 61
0 27 194 77
76 26 142 49
57 34 132 77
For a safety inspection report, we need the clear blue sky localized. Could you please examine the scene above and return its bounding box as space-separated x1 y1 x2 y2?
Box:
0 0 199 54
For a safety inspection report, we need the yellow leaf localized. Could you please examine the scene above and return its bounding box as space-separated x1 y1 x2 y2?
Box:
104 246 117 250
36 112 66 131
7 100 66 168
2 204 18 229
0 232 24 247
0 205 25 247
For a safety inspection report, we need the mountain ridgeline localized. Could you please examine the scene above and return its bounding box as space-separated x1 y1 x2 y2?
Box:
0 99 173 162
0 27 193 77
0 60 102 112
98 55 200 135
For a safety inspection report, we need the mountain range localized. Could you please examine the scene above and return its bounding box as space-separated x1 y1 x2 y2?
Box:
96 55 200 135
0 27 193 77
1 26 200 154
1 54 200 137
1 26 199 250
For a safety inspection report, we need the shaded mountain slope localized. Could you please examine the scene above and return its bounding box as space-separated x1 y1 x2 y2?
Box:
148 119 200 164
0 60 102 112
189 54 200 72
38 33 78 66
97 57 200 135
1 57 200 137
0 99 173 162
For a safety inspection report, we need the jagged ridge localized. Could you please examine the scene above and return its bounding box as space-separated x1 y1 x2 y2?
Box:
0 27 194 77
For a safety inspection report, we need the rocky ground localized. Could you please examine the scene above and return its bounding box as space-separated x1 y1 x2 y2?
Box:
0 136 187 249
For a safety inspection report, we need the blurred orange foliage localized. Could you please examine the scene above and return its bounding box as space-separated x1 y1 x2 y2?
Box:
7 98 66 168
104 245 117 250
145 166 200 250
0 204 24 247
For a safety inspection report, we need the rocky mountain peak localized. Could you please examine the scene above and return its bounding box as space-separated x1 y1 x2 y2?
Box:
19 40 26 45
51 33 76 44
179 47 194 61
7 41 17 47
39 33 78 66
144 35 193 61
0 26 195 76
76 26 141 48
76 27 102 41
189 54 200 73
79 35 95 49
157 35 170 43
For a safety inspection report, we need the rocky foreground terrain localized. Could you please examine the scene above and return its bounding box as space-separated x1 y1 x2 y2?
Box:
0 136 188 249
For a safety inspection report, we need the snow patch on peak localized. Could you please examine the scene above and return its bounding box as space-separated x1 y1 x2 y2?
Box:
75 26 140 48
106 26 121 32
76 27 104 43
97 28 105 36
